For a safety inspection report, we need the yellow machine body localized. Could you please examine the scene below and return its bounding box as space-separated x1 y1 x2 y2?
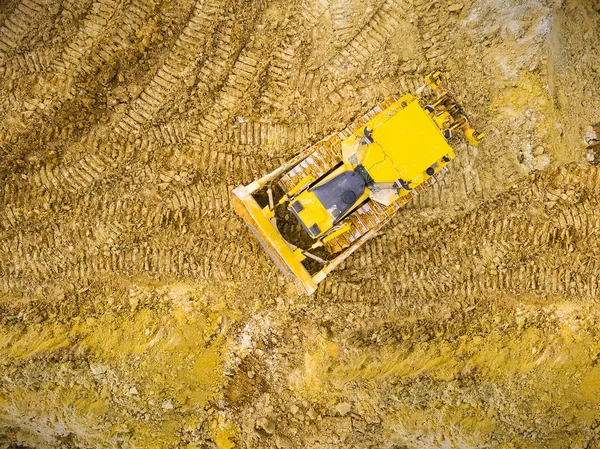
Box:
290 95 455 238
360 96 454 182
232 72 483 295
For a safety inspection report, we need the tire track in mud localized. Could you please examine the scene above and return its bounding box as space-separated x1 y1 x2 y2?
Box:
2 47 56 76
0 0 94 81
321 165 600 302
0 0 243 225
0 0 50 58
413 0 453 67
329 0 356 45
1 226 264 292
258 0 419 116
0 0 18 24
323 0 408 80
114 0 228 136
303 0 420 110
0 0 164 154
0 176 254 291
1 0 585 305
256 0 333 112
0 0 264 204
0 132 288 291
1 0 123 117
1 0 412 224
0 116 301 236
409 0 540 213
2 197 270 289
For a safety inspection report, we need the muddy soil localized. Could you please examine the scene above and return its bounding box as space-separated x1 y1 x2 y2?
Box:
1 0 600 447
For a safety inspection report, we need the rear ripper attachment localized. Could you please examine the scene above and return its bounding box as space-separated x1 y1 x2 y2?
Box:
232 71 484 295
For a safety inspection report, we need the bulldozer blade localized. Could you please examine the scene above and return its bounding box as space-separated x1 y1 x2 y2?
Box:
232 185 318 295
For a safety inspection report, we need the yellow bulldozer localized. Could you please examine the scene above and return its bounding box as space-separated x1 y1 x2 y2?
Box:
233 72 483 295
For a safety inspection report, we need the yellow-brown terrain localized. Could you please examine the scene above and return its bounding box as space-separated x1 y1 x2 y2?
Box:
1 0 600 447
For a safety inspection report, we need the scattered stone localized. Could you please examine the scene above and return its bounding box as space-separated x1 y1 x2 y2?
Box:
127 387 138 396
586 151 595 163
255 417 275 435
112 86 129 103
98 66 118 86
161 399 174 410
335 402 352 416
448 3 463 12
274 434 293 449
307 407 318 420
290 404 300 415
90 363 106 375
127 84 143 100
534 154 551 171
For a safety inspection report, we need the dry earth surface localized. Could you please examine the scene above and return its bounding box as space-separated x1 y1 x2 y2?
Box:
1 0 600 447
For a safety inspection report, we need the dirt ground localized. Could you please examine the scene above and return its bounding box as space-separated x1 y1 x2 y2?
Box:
1 0 600 447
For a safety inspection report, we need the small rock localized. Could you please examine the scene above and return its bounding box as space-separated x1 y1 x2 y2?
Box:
112 86 129 102
290 404 300 415
98 66 118 86
534 154 551 171
533 146 545 156
90 363 106 375
184 74 197 88
127 387 138 396
448 3 463 12
307 408 318 420
127 84 143 100
335 402 352 416
275 435 293 449
162 399 174 410
486 23 501 37
255 417 275 435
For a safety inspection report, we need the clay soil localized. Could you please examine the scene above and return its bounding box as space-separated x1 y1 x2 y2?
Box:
1 0 600 447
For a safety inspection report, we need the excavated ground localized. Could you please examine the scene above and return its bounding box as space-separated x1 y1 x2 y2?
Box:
1 0 600 447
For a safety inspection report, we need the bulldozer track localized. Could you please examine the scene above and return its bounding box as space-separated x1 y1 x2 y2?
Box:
321 165 600 302
329 0 356 45
324 166 449 253
324 0 409 79
1 47 56 77
0 0 592 300
115 0 228 136
0 0 52 58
